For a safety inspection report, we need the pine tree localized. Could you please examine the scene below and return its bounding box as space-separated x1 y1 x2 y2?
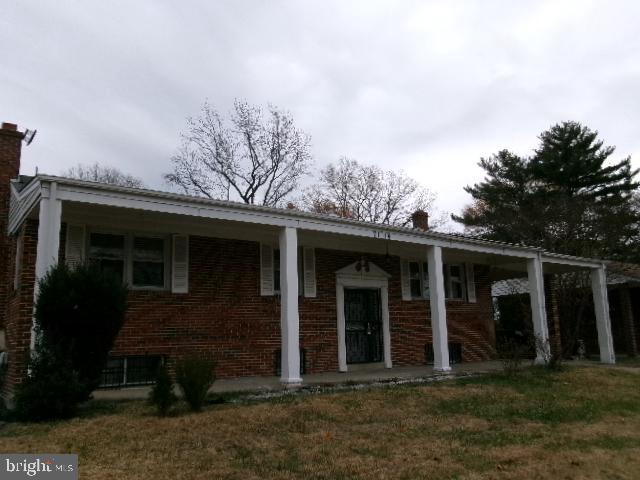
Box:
453 121 639 261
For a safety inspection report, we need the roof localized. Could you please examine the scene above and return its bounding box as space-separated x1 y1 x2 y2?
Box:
10 174 608 269
606 262 640 285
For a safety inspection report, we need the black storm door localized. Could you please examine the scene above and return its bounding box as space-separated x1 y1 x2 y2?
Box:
345 288 383 364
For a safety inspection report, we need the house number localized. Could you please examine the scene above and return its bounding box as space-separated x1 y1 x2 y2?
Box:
372 230 391 239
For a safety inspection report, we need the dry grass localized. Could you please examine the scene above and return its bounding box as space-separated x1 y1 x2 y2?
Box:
2 365 640 479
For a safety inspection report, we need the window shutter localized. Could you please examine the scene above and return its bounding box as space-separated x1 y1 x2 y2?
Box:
400 259 411 301
65 224 85 269
465 263 476 303
303 247 316 298
260 243 274 296
172 235 189 294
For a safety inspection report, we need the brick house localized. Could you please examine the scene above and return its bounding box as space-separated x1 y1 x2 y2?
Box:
0 122 617 396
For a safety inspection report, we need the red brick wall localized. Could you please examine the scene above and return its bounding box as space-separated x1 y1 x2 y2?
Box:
105 238 495 378
0 124 23 331
3 228 496 391
2 220 37 396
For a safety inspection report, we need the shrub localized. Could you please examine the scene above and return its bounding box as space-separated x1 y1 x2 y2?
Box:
498 338 530 376
176 355 216 412
149 363 176 416
14 262 127 421
34 262 128 400
13 346 85 421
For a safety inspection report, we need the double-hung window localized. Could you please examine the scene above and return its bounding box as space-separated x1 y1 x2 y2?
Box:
89 233 126 281
444 264 465 300
88 232 168 289
273 247 304 295
409 261 429 299
132 237 165 288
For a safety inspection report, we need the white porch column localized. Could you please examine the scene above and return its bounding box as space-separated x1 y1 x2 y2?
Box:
31 182 62 349
591 265 615 364
427 245 451 372
527 255 549 364
279 226 302 384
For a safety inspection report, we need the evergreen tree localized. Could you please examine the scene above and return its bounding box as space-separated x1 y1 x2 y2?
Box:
454 121 639 261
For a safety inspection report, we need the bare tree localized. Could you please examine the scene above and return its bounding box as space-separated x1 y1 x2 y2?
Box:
62 163 145 188
303 158 445 228
165 100 313 207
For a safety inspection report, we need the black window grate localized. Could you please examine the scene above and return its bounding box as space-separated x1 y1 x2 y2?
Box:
275 348 306 376
98 355 162 388
425 342 463 365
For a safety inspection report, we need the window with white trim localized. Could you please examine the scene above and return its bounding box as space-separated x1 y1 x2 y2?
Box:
88 231 169 289
444 263 465 300
132 236 165 288
89 232 126 281
409 261 429 299
273 247 304 295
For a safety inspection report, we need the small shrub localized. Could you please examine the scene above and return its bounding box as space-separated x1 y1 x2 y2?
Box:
176 355 216 412
498 338 530 375
149 363 176 416
13 347 85 421
534 335 564 371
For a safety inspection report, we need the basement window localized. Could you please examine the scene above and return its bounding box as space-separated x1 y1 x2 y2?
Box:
98 355 162 388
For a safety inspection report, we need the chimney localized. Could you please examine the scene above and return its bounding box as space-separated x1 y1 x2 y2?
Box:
411 210 429 231
0 122 24 330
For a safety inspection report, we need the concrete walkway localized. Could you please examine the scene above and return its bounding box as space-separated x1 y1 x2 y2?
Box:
93 361 504 401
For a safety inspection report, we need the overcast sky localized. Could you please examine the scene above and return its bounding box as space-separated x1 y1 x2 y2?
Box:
2 1 640 227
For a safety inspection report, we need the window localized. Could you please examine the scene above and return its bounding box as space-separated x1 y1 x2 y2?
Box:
89 232 125 281
88 231 168 289
132 237 165 288
409 261 429 299
98 355 162 388
444 264 465 300
273 247 304 295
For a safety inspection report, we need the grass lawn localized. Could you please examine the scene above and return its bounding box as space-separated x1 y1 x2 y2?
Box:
2 365 640 479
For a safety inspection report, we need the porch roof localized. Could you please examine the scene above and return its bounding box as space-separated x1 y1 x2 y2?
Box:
9 174 606 271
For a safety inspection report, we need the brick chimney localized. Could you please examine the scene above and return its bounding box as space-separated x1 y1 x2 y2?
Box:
411 210 429 230
0 122 24 330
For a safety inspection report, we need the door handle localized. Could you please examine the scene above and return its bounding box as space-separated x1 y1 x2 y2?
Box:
366 322 372 335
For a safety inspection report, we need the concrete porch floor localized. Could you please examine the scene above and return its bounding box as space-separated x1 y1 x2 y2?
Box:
93 361 504 401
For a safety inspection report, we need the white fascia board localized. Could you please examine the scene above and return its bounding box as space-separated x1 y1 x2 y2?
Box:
56 182 541 260
541 253 604 269
43 177 542 260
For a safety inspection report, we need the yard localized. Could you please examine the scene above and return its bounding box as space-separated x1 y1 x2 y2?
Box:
2 365 640 479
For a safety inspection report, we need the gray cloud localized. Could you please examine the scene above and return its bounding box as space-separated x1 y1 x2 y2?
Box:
2 0 639 227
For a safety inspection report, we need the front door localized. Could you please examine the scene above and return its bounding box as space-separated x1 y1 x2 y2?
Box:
344 288 383 364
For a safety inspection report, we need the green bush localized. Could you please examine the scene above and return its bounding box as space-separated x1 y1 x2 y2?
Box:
13 347 85 421
14 262 127 421
176 355 216 412
35 262 128 399
149 362 176 416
